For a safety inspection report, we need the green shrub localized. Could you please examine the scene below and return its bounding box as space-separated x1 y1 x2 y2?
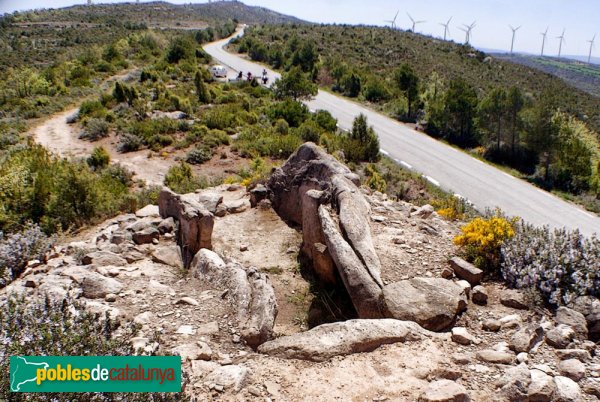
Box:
298 120 321 143
274 119 289 135
80 118 109 141
79 99 107 119
87 146 111 170
313 109 338 132
117 133 142 153
186 146 212 165
164 161 214 193
267 99 309 127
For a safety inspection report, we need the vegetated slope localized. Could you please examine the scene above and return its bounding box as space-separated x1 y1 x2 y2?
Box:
496 54 600 99
10 1 304 29
240 24 600 135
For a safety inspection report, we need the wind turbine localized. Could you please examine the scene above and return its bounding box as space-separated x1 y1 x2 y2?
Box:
384 10 399 29
557 29 566 58
588 34 596 64
509 25 521 55
540 27 549 56
407 13 426 33
459 21 476 44
439 17 452 41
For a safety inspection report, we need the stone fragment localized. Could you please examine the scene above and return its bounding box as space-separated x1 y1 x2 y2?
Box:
449 257 483 285
418 379 470 402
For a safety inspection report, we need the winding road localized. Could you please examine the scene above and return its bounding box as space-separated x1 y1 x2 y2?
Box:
204 30 599 237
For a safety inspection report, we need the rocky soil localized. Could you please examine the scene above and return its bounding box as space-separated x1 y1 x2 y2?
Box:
2 144 599 402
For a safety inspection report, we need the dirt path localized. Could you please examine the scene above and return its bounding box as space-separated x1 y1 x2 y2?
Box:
28 69 184 185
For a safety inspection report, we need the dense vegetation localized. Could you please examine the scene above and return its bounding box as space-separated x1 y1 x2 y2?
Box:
0 295 187 401
235 24 600 212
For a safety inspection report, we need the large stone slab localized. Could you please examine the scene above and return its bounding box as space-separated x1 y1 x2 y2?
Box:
258 319 435 362
158 188 214 268
381 278 467 331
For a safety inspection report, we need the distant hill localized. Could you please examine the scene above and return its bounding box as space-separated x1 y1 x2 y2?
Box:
494 54 600 99
9 1 305 29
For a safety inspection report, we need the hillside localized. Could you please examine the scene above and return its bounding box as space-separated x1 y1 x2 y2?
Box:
496 54 600 99
236 25 600 135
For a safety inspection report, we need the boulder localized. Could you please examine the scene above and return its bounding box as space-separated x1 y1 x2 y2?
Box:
196 192 223 214
319 206 383 318
472 286 488 305
556 349 591 361
249 184 269 208
132 227 159 245
546 324 576 349
224 199 249 214
569 296 600 341
448 257 483 285
497 363 531 402
482 319 501 332
412 204 435 219
528 369 556 401
476 349 514 365
267 143 383 317
151 245 183 269
258 319 435 362
556 306 588 339
500 289 529 310
135 204 160 218
509 324 544 353
558 359 586 382
191 250 277 348
554 376 582 402
301 189 336 284
171 342 212 362
82 251 127 267
381 278 467 331
451 327 477 345
204 365 249 392
158 188 214 268
418 379 470 402
81 273 123 299
157 217 176 234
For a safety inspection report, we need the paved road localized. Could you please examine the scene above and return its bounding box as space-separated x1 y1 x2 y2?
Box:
204 31 600 237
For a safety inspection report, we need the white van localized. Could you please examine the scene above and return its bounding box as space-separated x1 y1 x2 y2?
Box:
210 65 227 78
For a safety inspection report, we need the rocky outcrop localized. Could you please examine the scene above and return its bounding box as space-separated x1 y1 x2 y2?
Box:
158 188 214 268
191 249 277 348
267 143 384 318
381 278 468 331
257 319 436 362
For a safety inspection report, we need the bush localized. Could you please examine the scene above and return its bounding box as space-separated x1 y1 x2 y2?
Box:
454 213 517 271
313 109 338 132
79 99 107 119
164 161 213 193
501 222 600 305
298 120 321 143
274 119 289 135
365 164 387 193
186 146 212 165
117 133 142 153
0 295 187 401
80 118 109 141
87 146 110 170
0 224 54 287
267 99 309 127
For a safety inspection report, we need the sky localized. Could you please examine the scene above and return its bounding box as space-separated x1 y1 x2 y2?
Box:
0 0 598 58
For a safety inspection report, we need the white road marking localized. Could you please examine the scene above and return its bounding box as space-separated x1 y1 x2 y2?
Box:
380 149 390 156
425 176 440 186
400 161 413 169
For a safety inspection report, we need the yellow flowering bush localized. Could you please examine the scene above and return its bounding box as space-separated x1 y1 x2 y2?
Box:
454 213 517 270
